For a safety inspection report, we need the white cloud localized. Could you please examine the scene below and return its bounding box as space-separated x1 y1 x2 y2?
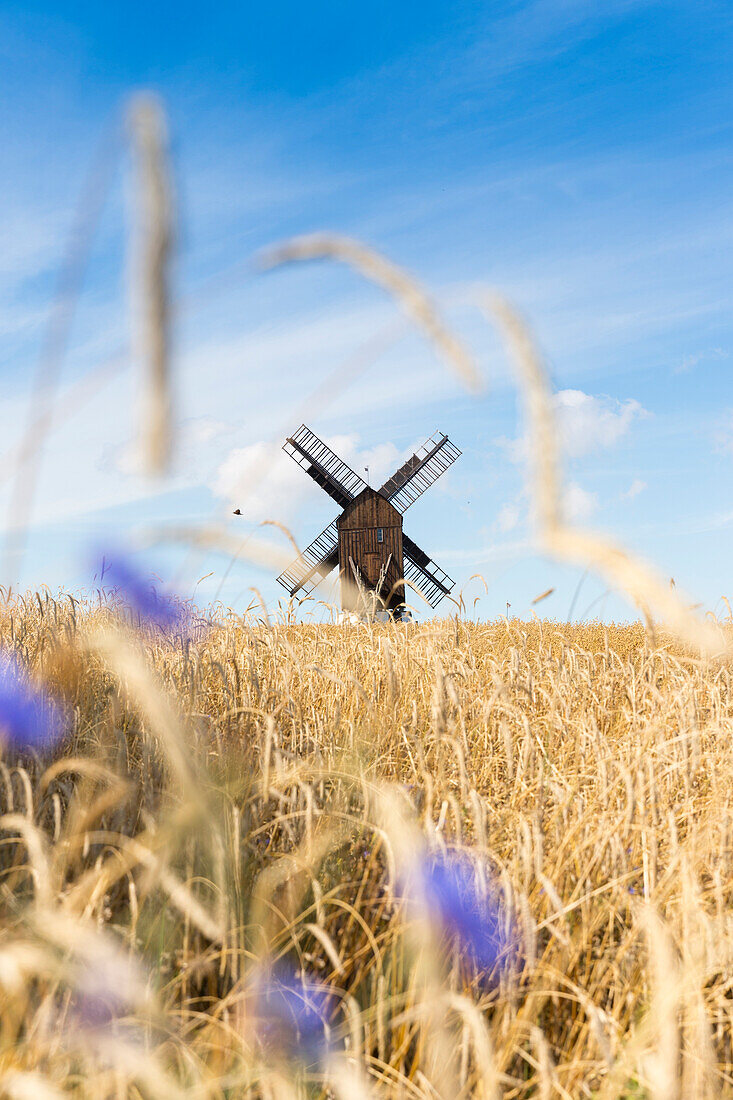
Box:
497 501 521 533
213 441 305 523
564 481 598 520
621 477 647 500
211 433 405 523
495 477 597 533
554 390 645 457
503 388 646 463
339 437 404 490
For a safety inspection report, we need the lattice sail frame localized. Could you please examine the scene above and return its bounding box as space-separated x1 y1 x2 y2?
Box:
379 431 461 513
283 425 366 508
276 425 460 609
276 520 339 598
402 533 454 608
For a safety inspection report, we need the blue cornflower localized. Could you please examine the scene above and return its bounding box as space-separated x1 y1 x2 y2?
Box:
0 651 67 751
94 549 190 635
72 947 145 1031
417 851 507 972
254 968 333 1065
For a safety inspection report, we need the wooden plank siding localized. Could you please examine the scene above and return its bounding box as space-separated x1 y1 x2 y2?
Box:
337 488 404 612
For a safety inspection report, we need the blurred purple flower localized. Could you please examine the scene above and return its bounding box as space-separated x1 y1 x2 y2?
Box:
253 968 333 1064
0 651 67 751
94 549 192 635
417 851 508 972
72 944 147 1032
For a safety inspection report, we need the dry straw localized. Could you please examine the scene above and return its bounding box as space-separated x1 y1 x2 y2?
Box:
1 592 732 1095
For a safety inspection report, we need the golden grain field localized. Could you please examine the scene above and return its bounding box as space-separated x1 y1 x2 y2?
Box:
1 592 732 1099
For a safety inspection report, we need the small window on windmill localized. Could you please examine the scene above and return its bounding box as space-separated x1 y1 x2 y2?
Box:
377 527 384 543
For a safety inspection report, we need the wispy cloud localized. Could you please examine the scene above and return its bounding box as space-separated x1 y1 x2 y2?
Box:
674 347 728 375
0 204 67 284
437 537 531 567
621 478 647 500
715 410 733 456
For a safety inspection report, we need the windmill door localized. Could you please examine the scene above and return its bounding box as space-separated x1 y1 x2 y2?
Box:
361 552 381 587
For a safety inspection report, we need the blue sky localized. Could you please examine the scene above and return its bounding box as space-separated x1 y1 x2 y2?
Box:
1 0 731 621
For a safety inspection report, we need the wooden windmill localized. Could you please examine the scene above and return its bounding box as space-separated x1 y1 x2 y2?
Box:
276 425 461 617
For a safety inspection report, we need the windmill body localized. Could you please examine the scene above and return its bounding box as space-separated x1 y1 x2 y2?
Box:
338 487 404 613
276 425 461 617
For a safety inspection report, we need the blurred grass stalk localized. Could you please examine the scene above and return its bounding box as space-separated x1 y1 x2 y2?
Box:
128 93 174 478
483 292 727 659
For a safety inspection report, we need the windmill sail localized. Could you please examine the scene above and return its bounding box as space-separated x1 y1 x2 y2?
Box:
283 425 367 509
402 533 455 608
379 431 461 514
276 519 339 598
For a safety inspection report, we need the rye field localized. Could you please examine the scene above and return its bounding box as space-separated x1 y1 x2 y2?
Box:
1 594 732 1099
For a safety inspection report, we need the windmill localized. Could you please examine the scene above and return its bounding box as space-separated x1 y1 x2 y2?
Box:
275 425 461 617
